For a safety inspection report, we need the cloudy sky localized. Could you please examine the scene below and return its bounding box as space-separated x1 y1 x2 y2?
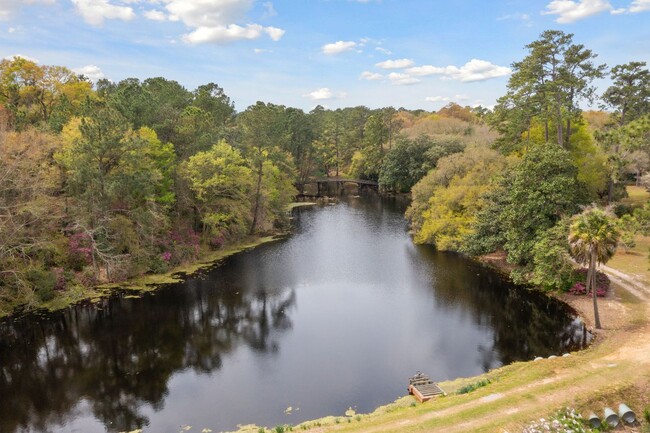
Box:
1 0 649 111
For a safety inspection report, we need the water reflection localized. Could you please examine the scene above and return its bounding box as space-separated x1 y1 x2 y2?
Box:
0 195 588 433
0 287 296 432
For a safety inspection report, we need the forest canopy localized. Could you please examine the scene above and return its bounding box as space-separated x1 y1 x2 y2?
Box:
1 29 649 314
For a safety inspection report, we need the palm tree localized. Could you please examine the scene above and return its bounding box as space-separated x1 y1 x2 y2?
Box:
568 205 619 329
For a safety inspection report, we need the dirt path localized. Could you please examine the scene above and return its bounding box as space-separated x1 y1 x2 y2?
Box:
602 264 650 301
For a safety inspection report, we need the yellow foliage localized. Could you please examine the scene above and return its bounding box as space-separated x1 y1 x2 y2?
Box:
569 123 608 198
410 145 507 250
582 110 611 131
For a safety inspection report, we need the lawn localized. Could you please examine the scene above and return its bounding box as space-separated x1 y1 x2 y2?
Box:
621 184 650 207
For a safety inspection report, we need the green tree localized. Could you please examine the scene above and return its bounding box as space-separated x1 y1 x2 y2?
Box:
191 82 235 127
599 62 650 201
568 206 619 329
0 57 92 130
467 144 587 267
56 106 175 280
181 141 253 237
237 102 296 234
407 145 507 250
602 61 650 126
529 218 575 291
379 135 464 193
494 30 605 149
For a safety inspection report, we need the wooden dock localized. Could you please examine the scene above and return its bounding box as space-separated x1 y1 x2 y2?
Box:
408 372 445 402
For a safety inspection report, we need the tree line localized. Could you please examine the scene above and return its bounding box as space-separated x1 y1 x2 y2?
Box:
406 30 650 328
1 29 649 322
0 55 490 314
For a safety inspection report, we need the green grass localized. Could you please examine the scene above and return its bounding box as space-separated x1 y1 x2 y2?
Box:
456 379 491 394
607 235 650 285
622 185 650 207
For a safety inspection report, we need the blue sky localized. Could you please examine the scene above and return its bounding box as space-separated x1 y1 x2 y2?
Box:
1 0 649 112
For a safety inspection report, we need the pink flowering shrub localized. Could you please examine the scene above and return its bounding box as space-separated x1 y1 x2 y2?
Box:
209 234 226 250
52 267 67 291
68 232 93 271
569 268 610 297
156 228 201 266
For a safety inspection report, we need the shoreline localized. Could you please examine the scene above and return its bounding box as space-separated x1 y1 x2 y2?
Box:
230 252 643 433
233 258 648 433
3 199 647 432
0 202 320 320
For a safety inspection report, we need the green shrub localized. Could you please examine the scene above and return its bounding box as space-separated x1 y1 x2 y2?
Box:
457 379 491 395
26 268 57 302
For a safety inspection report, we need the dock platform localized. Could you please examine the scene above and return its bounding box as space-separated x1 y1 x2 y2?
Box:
408 372 445 402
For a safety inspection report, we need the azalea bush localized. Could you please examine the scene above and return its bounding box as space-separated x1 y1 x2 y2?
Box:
569 269 610 297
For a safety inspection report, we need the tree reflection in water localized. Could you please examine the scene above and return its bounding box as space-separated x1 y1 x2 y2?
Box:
0 286 296 432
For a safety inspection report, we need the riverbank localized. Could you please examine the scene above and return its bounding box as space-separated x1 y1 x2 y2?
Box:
0 202 319 319
237 249 650 433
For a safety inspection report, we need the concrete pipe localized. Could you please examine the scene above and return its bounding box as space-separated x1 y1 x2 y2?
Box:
618 403 636 424
587 412 601 429
604 407 620 427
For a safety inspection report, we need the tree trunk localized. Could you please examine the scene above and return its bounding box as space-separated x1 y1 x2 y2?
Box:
607 143 621 204
556 103 564 147
249 160 264 235
590 253 602 329
544 118 549 143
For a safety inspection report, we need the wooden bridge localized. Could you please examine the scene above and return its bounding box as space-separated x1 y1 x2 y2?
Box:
294 177 379 196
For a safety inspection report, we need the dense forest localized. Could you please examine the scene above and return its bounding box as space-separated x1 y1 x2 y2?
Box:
1 29 649 316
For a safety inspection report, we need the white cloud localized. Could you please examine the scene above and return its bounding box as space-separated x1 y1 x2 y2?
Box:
73 64 106 82
542 0 612 23
165 0 252 27
406 65 445 76
629 0 650 12
303 87 346 100
264 26 284 41
425 96 450 102
4 53 39 63
406 59 510 82
388 72 420 85
425 94 469 103
360 71 383 80
144 9 167 21
8 26 15 33
254 48 273 54
0 0 54 21
183 23 283 44
375 58 414 69
71 0 135 26
375 46 392 55
162 0 285 44
322 40 357 55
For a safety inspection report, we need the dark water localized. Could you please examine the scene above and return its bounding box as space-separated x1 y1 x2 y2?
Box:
0 196 589 433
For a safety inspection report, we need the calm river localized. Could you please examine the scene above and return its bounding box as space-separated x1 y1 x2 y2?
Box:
0 195 588 433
